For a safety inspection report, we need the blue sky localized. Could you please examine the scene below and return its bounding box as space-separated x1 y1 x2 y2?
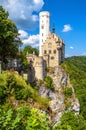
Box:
0 0 86 57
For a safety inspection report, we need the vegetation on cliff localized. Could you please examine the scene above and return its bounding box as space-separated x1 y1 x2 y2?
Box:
53 111 86 130
53 56 86 129
0 70 49 129
61 56 86 120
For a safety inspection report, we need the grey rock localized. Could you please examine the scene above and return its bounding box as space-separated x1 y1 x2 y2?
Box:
38 66 80 126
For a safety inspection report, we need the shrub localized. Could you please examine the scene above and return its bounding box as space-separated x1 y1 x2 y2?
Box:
0 86 6 103
0 70 49 109
14 88 32 100
64 87 72 97
44 76 54 91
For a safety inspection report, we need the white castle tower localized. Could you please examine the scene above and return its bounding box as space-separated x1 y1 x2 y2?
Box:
39 11 50 56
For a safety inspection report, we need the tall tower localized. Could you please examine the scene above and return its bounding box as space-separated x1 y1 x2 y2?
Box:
39 11 50 56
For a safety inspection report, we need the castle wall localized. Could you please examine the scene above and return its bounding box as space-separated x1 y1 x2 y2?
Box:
42 33 64 67
34 57 45 80
28 63 35 83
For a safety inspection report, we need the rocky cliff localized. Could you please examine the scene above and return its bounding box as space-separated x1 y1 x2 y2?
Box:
38 66 80 126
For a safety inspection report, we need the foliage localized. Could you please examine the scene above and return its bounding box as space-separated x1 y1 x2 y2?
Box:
64 87 72 97
0 70 49 109
26 108 49 130
0 106 50 130
21 46 39 65
53 111 86 130
63 87 72 109
61 56 86 120
44 76 54 91
20 46 39 73
0 6 21 65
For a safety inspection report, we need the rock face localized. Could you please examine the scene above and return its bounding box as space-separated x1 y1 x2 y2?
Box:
38 66 80 125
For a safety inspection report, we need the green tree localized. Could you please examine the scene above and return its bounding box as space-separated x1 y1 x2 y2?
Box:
0 6 21 66
26 108 50 130
53 111 86 130
0 107 50 130
20 46 39 72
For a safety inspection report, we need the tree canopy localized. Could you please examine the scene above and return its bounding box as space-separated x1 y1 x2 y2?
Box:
0 6 21 64
53 111 86 130
20 45 39 72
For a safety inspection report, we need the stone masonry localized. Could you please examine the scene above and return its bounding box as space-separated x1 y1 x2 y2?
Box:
26 31 65 82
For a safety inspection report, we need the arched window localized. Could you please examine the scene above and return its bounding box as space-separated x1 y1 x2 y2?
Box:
54 50 56 54
41 25 44 29
49 50 51 54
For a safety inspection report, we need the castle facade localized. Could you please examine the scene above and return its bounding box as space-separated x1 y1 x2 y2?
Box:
26 11 65 83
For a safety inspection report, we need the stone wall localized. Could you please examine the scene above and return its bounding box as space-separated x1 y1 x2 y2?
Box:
33 56 45 80
26 54 46 82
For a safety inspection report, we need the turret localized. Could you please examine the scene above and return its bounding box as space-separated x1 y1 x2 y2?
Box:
39 11 50 56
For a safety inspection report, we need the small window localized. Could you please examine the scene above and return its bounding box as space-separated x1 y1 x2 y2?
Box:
44 50 47 54
41 25 44 29
51 56 54 60
54 50 56 54
42 33 43 36
49 50 51 54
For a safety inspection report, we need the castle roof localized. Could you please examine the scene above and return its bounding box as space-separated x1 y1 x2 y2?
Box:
42 32 64 46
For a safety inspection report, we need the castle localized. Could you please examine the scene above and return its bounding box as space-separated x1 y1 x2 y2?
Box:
26 11 65 83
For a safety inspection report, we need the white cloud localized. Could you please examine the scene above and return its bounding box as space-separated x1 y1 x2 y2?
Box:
19 30 39 48
62 24 72 32
18 30 28 39
0 0 44 29
70 46 74 49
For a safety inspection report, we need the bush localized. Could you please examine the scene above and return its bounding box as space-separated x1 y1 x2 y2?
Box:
64 87 72 97
44 76 54 91
0 70 49 109
14 88 32 100
53 111 86 130
0 86 6 103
